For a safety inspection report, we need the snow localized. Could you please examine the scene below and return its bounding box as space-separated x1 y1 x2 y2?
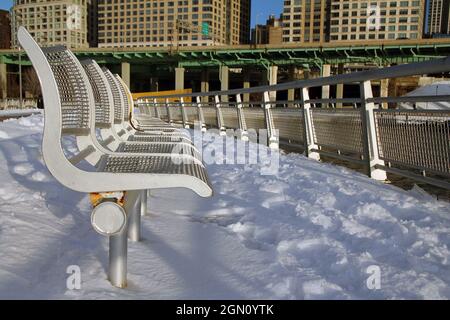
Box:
1 113 450 299
401 81 450 110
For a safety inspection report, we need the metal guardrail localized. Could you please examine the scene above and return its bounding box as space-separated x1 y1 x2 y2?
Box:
137 58 450 190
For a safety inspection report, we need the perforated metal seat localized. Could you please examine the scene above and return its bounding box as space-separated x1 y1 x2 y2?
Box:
18 27 212 197
98 155 209 181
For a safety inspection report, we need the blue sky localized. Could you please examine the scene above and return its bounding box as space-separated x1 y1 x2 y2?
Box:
0 0 283 27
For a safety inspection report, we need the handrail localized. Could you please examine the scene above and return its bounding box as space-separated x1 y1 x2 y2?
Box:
138 95 450 106
139 57 450 100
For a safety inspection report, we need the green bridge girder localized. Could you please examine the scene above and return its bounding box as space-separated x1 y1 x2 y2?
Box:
1 41 450 69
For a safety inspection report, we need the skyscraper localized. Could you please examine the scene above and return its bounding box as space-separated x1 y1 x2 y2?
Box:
0 10 11 49
96 0 251 48
426 0 450 36
329 0 424 41
282 0 330 43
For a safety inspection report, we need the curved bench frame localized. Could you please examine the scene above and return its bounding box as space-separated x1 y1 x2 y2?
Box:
18 27 213 288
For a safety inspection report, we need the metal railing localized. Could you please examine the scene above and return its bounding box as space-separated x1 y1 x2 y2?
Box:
136 58 450 190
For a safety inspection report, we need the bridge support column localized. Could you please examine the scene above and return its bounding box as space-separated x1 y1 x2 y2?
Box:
321 64 331 103
220 65 229 103
175 67 185 90
121 62 131 88
150 77 159 92
336 63 344 108
0 63 6 99
243 71 250 103
201 69 209 103
268 65 278 101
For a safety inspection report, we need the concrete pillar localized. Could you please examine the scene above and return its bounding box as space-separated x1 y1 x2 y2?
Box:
201 69 209 103
121 62 131 89
243 76 250 103
336 63 344 108
0 63 6 99
150 77 158 92
268 65 278 101
380 79 389 109
321 64 331 101
220 65 229 103
287 66 297 103
175 67 185 91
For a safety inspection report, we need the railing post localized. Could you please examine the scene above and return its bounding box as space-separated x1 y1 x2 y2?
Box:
165 98 173 123
196 96 207 132
214 95 226 135
360 81 387 181
263 91 279 149
153 98 160 119
301 87 320 160
236 94 248 141
180 97 189 128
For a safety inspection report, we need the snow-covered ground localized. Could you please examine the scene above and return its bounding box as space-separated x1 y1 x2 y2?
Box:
0 114 450 299
401 81 450 110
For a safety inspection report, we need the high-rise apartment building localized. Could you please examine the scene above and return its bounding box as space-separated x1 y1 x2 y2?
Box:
282 0 330 43
0 10 12 49
11 0 90 49
96 0 251 48
426 0 450 35
329 0 424 41
252 15 283 45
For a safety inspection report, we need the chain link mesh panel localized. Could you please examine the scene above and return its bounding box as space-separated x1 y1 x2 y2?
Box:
375 110 450 176
272 108 305 143
311 109 364 154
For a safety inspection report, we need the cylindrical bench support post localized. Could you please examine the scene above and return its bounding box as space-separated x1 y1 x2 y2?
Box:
141 190 147 217
109 228 128 288
125 191 141 242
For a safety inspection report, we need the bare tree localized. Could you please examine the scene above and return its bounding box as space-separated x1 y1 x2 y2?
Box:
23 67 41 97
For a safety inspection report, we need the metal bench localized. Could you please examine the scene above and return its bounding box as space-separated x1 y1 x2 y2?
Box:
101 66 191 141
80 59 201 159
18 27 213 288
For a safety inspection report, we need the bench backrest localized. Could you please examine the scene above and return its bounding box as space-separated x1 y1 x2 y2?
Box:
114 74 134 121
42 46 94 135
114 74 131 122
102 68 126 124
81 59 114 129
